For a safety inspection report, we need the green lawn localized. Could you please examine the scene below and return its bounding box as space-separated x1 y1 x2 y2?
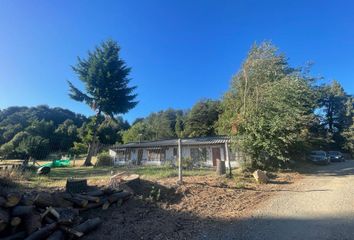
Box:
24 165 214 189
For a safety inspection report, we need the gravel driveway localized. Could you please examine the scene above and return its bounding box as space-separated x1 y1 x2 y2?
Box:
204 160 354 240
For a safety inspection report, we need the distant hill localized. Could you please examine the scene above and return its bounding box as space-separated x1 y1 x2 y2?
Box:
0 105 87 159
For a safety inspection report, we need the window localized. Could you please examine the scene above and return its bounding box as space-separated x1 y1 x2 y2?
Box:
190 148 207 162
116 151 126 161
173 148 177 156
148 149 165 161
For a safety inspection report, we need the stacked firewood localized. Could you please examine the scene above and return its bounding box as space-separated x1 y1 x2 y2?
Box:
0 187 132 240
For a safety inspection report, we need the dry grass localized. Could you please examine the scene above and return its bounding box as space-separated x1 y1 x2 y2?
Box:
4 165 214 190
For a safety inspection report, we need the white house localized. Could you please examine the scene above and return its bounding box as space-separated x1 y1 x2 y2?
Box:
109 136 240 168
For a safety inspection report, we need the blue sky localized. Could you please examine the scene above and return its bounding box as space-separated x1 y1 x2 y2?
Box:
0 0 353 122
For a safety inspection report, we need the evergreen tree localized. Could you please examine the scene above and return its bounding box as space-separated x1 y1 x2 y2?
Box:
68 39 138 166
185 100 221 137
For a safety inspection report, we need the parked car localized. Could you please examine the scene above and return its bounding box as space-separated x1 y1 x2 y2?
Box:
308 151 330 165
327 151 345 162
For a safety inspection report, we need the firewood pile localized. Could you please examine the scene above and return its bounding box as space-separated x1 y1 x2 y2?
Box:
0 174 140 240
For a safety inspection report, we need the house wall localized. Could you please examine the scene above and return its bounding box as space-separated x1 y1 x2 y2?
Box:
110 144 240 168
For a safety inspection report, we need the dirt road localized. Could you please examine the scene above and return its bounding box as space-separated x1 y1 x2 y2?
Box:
204 160 354 240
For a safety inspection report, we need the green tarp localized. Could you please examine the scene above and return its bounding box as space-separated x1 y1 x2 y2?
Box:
43 159 71 168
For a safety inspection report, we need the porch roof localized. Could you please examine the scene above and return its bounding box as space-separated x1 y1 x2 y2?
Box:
111 136 231 150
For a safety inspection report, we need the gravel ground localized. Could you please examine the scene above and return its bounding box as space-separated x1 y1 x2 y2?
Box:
203 160 354 240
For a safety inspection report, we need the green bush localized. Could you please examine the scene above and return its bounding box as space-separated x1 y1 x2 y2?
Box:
69 142 88 155
182 157 194 170
95 152 113 167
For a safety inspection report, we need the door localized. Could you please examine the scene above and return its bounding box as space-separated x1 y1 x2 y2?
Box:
137 149 143 165
212 147 221 167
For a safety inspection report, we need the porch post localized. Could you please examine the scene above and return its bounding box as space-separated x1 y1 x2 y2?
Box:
178 138 183 184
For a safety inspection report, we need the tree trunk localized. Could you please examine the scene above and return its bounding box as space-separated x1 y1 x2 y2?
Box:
73 217 102 234
34 193 55 208
24 213 42 235
83 110 101 166
0 196 6 207
85 189 104 197
10 217 21 227
5 192 22 208
12 206 35 216
24 222 57 240
0 208 10 223
107 191 131 203
2 231 26 240
47 230 64 240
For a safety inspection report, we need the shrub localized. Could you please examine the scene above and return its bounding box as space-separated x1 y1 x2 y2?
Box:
182 157 194 170
0 169 31 189
69 142 88 155
95 152 113 167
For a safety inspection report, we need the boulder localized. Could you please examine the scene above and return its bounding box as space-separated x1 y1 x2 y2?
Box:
252 170 269 184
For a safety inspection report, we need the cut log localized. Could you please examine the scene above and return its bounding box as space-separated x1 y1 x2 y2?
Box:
73 217 102 234
12 205 35 216
5 192 22 207
20 195 35 206
64 197 88 208
121 174 140 184
102 187 121 195
107 191 131 203
0 208 10 223
74 194 100 203
24 222 57 240
2 231 26 240
24 213 42 235
85 189 104 197
79 202 103 212
48 207 60 219
47 230 65 240
0 221 7 232
101 201 110 210
66 179 88 193
10 217 21 227
0 196 6 207
56 208 78 225
114 174 140 194
52 193 74 208
34 193 55 208
43 216 56 224
59 225 83 238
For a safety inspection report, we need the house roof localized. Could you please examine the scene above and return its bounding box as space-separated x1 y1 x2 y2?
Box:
111 136 231 150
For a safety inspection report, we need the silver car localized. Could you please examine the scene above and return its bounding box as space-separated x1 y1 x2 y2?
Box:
309 151 330 165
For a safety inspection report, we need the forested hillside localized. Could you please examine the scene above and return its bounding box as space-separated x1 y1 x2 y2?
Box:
122 99 221 143
0 105 130 159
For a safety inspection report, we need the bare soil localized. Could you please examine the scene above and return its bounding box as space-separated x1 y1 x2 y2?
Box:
82 171 302 240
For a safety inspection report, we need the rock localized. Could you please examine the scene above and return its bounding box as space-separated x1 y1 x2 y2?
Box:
252 170 269 184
